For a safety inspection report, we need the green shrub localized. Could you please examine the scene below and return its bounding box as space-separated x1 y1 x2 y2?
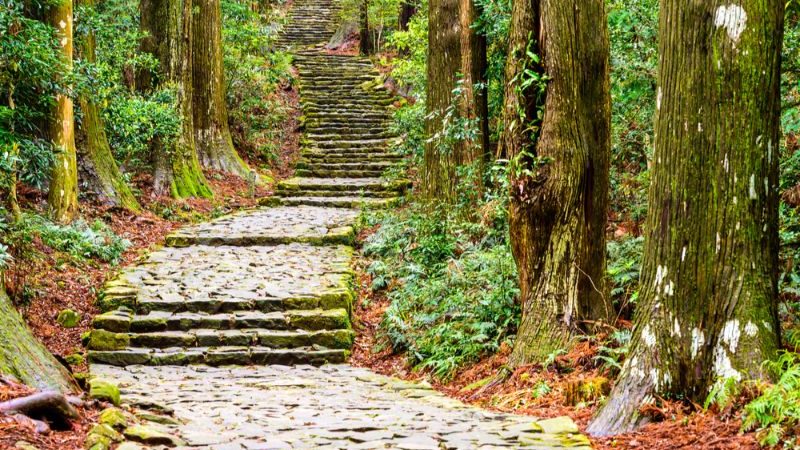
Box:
13 215 130 264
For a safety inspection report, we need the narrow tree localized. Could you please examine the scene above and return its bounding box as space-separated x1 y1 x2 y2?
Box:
192 0 251 179
589 0 783 435
499 0 611 365
46 0 79 223
423 0 488 201
140 0 212 198
359 0 373 55
399 0 416 31
459 0 489 160
76 0 141 211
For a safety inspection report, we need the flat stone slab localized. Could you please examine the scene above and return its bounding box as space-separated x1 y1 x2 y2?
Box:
100 244 353 313
92 364 591 449
166 206 358 247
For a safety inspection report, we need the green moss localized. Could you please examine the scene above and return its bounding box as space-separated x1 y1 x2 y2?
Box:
56 309 81 328
88 330 130 351
90 379 121 406
99 407 128 429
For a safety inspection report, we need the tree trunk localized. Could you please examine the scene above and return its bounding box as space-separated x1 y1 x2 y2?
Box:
501 0 612 366
459 0 489 162
359 0 373 55
423 0 487 202
140 0 212 198
46 0 79 223
0 279 76 393
399 1 416 31
192 0 251 179
76 0 141 212
588 0 783 435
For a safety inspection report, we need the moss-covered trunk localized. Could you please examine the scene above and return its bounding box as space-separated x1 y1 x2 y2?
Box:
76 0 141 212
0 279 76 393
423 0 487 202
501 0 612 366
191 0 251 179
141 0 212 198
46 0 79 223
588 0 783 435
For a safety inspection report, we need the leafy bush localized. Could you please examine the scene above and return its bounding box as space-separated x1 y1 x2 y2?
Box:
606 236 643 312
222 0 293 165
12 215 130 264
742 352 800 447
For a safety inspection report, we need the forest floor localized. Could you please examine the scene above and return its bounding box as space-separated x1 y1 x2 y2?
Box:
350 242 763 450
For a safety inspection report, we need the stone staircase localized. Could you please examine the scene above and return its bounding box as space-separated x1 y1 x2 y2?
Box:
87 0 406 367
265 50 407 209
274 0 342 49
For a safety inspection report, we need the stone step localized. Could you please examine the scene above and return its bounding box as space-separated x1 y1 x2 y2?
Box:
97 308 352 333
302 154 402 163
295 168 387 178
164 206 358 247
277 189 398 199
274 196 400 209
296 161 397 170
277 177 409 193
125 328 354 350
88 346 348 367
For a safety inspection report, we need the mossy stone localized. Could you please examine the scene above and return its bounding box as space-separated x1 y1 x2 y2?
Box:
99 407 128 429
123 425 185 446
57 309 81 328
89 423 123 442
536 416 579 434
64 353 84 366
88 330 130 351
90 379 121 406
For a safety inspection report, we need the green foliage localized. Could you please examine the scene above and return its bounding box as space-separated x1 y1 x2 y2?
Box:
385 9 427 96
222 0 293 165
0 0 64 190
606 236 643 311
742 352 800 447
593 329 631 375
10 214 129 264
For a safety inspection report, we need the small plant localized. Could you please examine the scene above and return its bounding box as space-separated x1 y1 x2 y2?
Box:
742 352 800 447
13 215 130 264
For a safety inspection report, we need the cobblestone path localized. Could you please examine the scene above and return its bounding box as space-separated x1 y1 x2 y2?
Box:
87 1 592 448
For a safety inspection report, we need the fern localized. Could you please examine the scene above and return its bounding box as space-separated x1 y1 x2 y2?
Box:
742 352 800 447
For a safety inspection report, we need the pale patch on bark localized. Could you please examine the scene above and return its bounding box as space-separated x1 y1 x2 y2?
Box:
721 319 741 352
691 328 705 359
745 321 758 337
642 325 656 348
714 4 747 43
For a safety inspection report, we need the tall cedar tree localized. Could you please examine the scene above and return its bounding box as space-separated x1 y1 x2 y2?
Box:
588 0 783 434
46 0 79 223
76 0 141 212
423 0 488 202
500 0 611 365
140 0 212 198
192 0 251 179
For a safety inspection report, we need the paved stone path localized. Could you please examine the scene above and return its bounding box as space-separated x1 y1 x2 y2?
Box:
87 0 592 448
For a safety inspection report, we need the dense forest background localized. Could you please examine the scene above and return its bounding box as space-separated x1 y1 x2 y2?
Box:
1 0 800 447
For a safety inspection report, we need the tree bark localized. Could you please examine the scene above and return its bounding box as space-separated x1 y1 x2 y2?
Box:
359 0 373 55
399 1 416 31
76 0 141 212
588 0 783 435
140 0 212 198
46 0 79 223
0 279 76 393
191 0 251 179
423 0 487 202
459 0 489 161
500 0 612 365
